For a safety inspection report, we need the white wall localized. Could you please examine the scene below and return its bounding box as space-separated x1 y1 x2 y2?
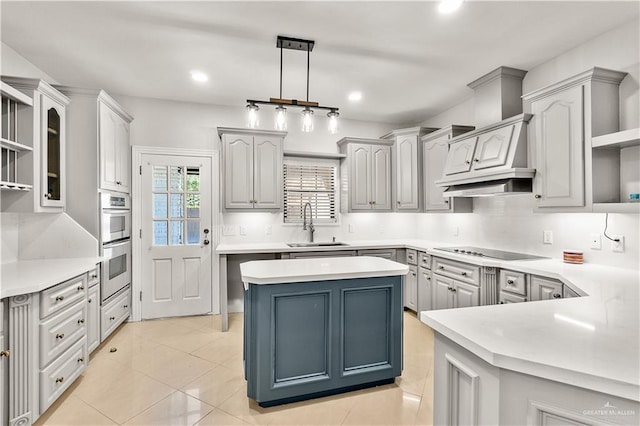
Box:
1 42 59 83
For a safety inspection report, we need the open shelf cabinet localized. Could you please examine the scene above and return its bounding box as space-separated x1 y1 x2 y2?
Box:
1 81 33 192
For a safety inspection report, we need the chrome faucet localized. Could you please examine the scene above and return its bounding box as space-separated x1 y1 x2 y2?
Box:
302 202 315 243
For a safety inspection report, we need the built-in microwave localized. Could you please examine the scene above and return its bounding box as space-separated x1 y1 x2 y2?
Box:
101 192 131 244
102 239 131 302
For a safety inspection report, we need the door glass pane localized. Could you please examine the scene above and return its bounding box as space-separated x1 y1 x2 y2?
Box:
153 221 167 245
186 194 200 218
153 166 168 191
109 253 127 279
170 193 184 217
46 108 61 201
187 167 200 192
153 194 168 218
187 220 200 245
170 166 184 191
171 220 183 245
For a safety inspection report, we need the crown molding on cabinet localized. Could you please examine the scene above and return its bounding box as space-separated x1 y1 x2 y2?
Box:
522 67 628 102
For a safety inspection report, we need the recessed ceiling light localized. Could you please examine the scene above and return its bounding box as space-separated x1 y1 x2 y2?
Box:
190 70 208 83
438 0 464 14
348 92 362 102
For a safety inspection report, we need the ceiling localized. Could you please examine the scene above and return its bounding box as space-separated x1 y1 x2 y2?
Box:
1 1 638 125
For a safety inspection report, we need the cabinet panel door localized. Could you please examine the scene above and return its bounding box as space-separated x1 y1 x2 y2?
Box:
404 266 418 311
253 136 281 209
350 145 371 210
41 95 66 208
433 275 453 310
424 136 452 211
531 85 585 207
396 135 419 210
224 135 254 208
454 281 480 309
116 119 130 193
99 103 119 192
87 285 100 353
444 137 477 175
472 125 514 170
530 276 563 301
371 145 391 210
417 267 432 312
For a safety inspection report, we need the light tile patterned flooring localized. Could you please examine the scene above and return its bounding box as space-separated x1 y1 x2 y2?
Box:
35 312 434 426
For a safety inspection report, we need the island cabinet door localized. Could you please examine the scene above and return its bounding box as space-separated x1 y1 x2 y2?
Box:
245 276 403 406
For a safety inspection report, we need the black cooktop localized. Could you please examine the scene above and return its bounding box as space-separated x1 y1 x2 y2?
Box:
433 246 547 261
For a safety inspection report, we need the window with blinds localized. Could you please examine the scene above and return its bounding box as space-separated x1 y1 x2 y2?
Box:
283 163 337 223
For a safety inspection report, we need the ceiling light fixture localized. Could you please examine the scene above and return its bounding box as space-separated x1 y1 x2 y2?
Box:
190 70 208 82
246 35 339 133
438 0 464 14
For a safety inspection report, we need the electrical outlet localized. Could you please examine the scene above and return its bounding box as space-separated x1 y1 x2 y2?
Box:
543 230 553 245
265 225 272 235
589 233 601 250
611 235 625 252
240 225 247 236
222 225 237 236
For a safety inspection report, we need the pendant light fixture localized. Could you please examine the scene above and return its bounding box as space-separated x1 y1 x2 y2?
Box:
246 35 339 133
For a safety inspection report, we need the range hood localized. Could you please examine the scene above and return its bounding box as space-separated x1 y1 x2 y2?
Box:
437 66 536 197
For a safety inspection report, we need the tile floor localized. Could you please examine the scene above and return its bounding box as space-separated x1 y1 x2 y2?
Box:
35 311 434 426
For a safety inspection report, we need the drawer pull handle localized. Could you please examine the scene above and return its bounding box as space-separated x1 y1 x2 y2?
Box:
77 319 85 325
55 377 64 384
123 304 128 309
77 285 85 291
507 280 515 285
426 277 431 280
77 357 85 363
461 272 467 276
109 316 116 321
552 293 562 299
0 350 10 358
56 333 65 340
88 298 92 303
91 274 98 279
55 295 65 302
438 266 444 270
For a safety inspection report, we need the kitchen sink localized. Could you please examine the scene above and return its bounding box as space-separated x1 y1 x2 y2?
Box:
286 242 349 248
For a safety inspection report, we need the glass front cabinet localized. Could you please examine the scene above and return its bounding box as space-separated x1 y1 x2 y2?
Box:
0 77 69 212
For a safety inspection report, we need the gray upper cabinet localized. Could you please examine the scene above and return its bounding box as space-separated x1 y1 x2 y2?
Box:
443 136 477 176
473 124 515 170
219 128 285 210
338 137 393 211
422 126 474 212
523 67 627 211
381 127 437 211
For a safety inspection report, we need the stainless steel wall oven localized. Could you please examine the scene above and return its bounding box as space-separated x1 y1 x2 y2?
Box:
100 192 131 302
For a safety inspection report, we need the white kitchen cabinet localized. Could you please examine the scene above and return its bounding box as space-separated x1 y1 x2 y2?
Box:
381 127 436 211
523 67 627 211
443 136 477 176
432 257 481 310
219 128 285 210
405 265 418 312
499 292 527 304
99 99 131 193
417 266 432 312
1 81 34 193
287 250 356 259
422 126 474 212
1 78 70 213
338 137 393 211
101 285 131 341
0 300 6 425
530 275 563 301
87 266 100 354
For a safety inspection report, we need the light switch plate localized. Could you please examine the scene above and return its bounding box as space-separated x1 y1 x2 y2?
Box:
543 230 553 244
589 233 601 250
349 224 355 233
222 225 237 236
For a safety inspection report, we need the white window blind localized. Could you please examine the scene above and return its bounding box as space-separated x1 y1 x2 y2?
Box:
283 163 337 223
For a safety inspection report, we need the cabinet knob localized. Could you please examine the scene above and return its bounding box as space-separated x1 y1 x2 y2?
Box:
77 319 85 325
109 316 116 321
44 193 51 199
123 304 128 309
507 279 515 285
473 158 479 162
534 194 542 199
426 277 431 280
55 377 64 384
552 293 562 299
444 200 449 203
461 272 467 276
0 350 10 358
397 201 401 205
116 181 122 185
88 298 92 303
451 288 457 292
55 295 65 302
77 285 84 291
56 333 65 340
371 201 376 205
438 266 444 270
91 274 98 279
465 160 470 164
77 357 85 363
499 301 505 304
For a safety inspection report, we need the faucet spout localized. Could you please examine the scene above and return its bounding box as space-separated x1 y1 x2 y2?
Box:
302 202 315 243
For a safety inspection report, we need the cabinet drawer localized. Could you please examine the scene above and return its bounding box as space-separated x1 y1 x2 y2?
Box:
433 257 480 286
530 275 563 301
40 337 87 413
40 300 87 368
499 269 527 296
357 249 397 260
40 274 87 319
87 265 100 287
499 292 527 304
406 249 417 265
418 252 431 269
101 287 131 341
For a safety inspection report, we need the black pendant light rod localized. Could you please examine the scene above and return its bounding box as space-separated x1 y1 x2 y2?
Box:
306 43 310 102
280 44 283 99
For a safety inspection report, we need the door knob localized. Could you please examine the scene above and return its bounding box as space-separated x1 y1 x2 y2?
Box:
203 228 210 245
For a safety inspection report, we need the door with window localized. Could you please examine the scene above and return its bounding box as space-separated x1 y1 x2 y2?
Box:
141 154 212 319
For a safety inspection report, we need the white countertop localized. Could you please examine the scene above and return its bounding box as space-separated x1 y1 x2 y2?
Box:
216 239 418 254
1 257 102 299
240 256 409 287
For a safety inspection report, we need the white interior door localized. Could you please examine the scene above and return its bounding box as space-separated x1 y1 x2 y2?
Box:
141 153 212 319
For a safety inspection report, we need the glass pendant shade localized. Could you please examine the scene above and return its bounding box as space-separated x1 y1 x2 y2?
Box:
301 108 314 133
327 110 339 134
274 106 287 131
247 103 259 128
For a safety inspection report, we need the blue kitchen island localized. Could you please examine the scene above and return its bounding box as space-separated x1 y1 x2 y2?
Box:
240 256 409 407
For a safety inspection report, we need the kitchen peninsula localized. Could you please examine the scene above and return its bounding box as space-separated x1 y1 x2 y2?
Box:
240 256 408 407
